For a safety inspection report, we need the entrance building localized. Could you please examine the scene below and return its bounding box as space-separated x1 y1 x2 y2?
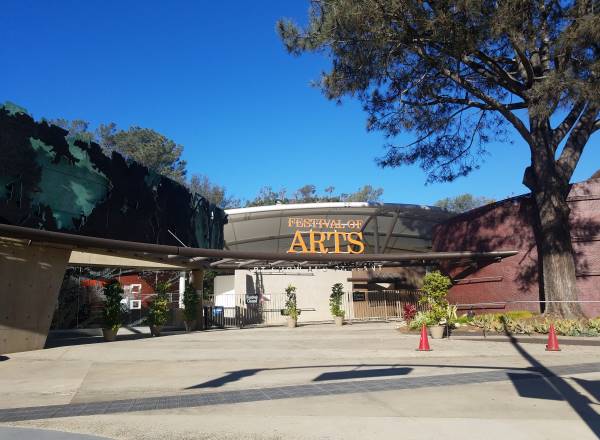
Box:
214 202 451 323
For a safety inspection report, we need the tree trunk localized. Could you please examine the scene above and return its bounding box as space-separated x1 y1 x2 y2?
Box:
524 116 585 319
531 186 583 318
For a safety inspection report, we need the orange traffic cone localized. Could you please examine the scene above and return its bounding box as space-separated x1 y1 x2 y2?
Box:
417 323 432 351
545 324 561 351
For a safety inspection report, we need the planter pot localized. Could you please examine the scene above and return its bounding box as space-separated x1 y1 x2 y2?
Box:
150 325 163 337
184 320 196 332
102 328 118 342
428 325 445 339
287 317 297 328
334 316 344 327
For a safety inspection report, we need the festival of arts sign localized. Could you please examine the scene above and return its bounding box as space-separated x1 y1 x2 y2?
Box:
286 217 366 254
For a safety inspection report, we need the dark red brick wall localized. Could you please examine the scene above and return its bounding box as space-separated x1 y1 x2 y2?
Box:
432 178 600 317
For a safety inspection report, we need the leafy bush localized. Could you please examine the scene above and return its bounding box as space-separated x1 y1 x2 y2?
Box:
445 304 458 325
554 319 585 336
501 310 535 320
183 283 198 322
409 311 435 329
532 318 551 334
329 283 345 318
499 315 534 335
402 304 417 322
418 271 452 325
454 314 473 325
470 312 600 336
102 280 124 331
471 313 501 332
147 281 170 327
284 284 299 319
588 318 600 335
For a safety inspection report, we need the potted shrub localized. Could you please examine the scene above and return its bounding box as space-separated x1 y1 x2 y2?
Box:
284 284 299 328
102 280 123 342
182 282 198 332
147 281 170 336
329 283 345 326
419 271 453 339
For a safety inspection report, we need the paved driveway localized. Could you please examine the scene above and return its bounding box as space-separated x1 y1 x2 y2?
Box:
1 323 599 439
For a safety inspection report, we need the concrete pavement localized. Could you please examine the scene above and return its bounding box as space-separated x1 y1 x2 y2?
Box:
1 322 599 439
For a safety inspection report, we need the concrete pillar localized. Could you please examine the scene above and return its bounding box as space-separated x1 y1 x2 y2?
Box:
0 240 71 353
178 271 186 309
191 269 204 330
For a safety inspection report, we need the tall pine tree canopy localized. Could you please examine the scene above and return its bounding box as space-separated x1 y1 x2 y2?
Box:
108 127 187 183
278 0 600 318
278 1 599 183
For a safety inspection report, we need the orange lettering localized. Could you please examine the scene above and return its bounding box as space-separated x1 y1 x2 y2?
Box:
326 231 347 253
309 230 328 253
287 231 308 253
347 232 365 254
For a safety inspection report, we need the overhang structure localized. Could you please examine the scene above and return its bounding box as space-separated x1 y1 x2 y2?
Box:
0 223 518 271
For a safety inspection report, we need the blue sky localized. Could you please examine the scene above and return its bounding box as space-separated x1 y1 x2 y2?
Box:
1 1 597 205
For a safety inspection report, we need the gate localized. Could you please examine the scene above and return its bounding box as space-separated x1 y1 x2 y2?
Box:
204 293 288 328
351 289 423 321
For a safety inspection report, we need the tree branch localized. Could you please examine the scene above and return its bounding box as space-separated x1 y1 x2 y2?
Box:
401 96 526 111
436 63 534 145
557 104 600 181
509 37 534 88
552 100 586 148
475 51 526 93
462 53 526 98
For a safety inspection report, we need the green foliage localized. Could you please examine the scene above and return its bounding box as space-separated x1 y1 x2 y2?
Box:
435 194 495 213
329 283 345 318
422 271 452 303
279 0 599 318
278 1 600 184
454 314 473 325
409 305 458 330
554 319 585 336
471 314 498 331
182 283 198 322
418 271 452 325
102 280 124 331
49 119 94 143
342 185 384 203
202 270 217 300
48 119 187 183
409 311 436 329
502 310 535 320
188 174 240 209
284 284 299 320
147 282 170 327
245 184 384 207
470 312 600 336
110 127 187 182
588 318 600 334
532 319 551 335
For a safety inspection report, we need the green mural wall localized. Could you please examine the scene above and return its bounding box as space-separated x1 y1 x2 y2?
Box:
0 102 226 249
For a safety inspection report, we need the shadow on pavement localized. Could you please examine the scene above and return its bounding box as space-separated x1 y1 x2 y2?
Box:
0 355 9 361
572 378 600 404
506 373 563 401
187 362 533 390
313 367 412 381
505 330 600 438
187 368 264 389
44 330 186 348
